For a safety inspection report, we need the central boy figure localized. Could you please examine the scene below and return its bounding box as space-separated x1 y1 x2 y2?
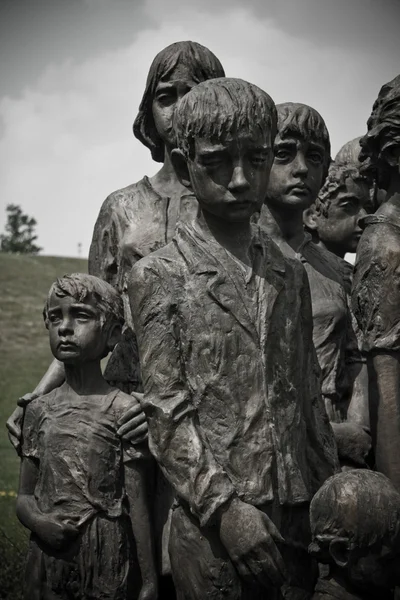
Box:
129 78 339 599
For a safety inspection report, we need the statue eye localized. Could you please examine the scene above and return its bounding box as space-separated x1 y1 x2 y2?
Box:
201 153 225 168
48 313 61 324
308 152 323 164
250 152 269 165
275 148 291 160
155 91 176 107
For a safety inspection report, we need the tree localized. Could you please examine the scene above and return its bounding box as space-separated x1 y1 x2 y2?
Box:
0 204 41 255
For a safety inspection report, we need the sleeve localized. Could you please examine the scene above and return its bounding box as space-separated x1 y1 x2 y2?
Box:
129 258 236 527
88 194 124 287
352 226 400 353
21 401 41 460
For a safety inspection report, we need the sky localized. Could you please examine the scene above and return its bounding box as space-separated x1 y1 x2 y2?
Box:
0 0 399 258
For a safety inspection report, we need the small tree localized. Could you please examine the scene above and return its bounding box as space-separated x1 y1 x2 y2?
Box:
0 204 41 254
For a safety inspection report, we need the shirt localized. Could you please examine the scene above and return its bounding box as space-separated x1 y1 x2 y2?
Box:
22 385 147 526
129 218 339 527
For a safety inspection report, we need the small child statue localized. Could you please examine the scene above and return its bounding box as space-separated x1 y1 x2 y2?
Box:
16 274 157 600
309 470 400 600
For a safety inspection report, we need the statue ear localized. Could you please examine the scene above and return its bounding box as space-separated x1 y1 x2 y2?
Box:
329 538 350 568
383 145 400 168
171 148 192 189
107 322 122 352
303 206 318 231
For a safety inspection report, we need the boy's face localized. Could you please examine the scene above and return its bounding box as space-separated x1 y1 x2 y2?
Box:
47 292 109 364
313 177 371 255
266 133 326 211
185 130 273 222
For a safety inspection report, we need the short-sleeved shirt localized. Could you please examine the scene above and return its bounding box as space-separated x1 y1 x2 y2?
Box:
22 385 147 526
353 213 400 353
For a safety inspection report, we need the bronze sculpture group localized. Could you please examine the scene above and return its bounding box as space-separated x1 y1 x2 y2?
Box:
6 41 400 599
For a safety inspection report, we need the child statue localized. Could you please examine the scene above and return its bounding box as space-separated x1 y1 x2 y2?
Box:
16 274 157 600
258 103 370 467
128 77 339 600
352 74 400 491
304 161 371 260
310 470 400 600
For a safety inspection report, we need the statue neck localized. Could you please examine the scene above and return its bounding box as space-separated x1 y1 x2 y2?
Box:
150 147 188 198
261 203 306 253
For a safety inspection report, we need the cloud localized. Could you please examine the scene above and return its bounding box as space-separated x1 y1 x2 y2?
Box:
0 0 399 257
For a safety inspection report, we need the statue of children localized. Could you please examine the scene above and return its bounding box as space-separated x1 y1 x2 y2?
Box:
128 78 339 600
16 274 157 600
310 470 400 600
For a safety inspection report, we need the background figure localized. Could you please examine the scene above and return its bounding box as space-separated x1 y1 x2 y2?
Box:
352 74 400 491
304 162 371 260
335 136 386 210
258 102 370 467
89 40 225 393
309 470 400 599
335 136 363 166
17 274 157 600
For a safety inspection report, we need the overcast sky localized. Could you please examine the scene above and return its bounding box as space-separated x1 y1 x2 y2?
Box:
1 0 399 257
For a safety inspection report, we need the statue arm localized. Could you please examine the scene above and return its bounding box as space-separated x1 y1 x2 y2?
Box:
369 352 400 488
88 194 122 287
129 258 236 527
124 457 158 600
7 358 65 454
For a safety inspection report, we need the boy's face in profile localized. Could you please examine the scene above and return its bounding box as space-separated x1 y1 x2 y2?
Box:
186 129 273 222
313 177 371 254
46 292 110 364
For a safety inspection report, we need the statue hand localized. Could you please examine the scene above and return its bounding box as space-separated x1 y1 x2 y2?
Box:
7 405 24 454
18 391 39 407
218 497 287 590
7 393 39 454
117 391 148 444
331 422 372 467
36 514 79 550
138 581 158 600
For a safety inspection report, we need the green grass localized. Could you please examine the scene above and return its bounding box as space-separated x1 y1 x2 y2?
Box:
0 253 87 599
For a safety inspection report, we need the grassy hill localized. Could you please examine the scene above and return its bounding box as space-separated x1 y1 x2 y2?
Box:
0 253 87 599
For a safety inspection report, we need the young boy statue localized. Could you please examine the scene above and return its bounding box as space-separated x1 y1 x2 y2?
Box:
304 161 371 260
309 470 400 600
17 274 157 600
128 78 339 600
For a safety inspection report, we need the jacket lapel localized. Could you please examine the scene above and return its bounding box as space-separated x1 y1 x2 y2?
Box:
175 222 286 344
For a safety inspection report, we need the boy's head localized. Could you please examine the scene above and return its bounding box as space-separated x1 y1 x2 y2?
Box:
171 77 277 222
266 102 331 213
304 161 371 257
134 41 225 162
44 273 124 364
310 471 400 593
359 74 400 192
